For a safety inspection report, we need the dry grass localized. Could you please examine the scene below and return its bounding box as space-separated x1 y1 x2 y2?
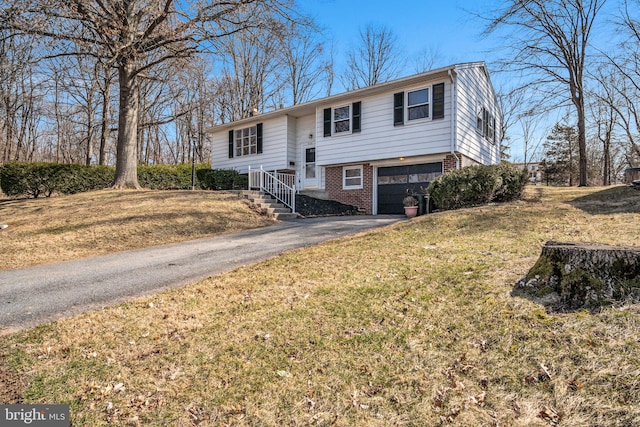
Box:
0 190 275 270
1 185 640 426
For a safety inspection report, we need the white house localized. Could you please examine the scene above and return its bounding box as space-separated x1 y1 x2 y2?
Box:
209 62 501 215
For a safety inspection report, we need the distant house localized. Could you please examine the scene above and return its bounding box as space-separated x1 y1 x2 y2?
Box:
209 62 501 215
513 162 543 184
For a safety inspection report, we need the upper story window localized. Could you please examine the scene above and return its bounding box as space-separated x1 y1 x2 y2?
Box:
394 82 444 126
408 88 429 120
228 123 262 158
333 105 350 133
476 105 496 144
323 102 361 137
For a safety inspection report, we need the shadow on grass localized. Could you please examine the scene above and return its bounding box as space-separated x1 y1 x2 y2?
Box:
567 186 640 215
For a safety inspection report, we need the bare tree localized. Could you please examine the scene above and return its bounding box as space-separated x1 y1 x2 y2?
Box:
598 0 640 166
412 46 444 74
215 24 283 121
2 0 301 188
96 61 116 166
483 0 606 186
589 70 620 185
277 23 328 105
0 31 42 163
341 23 404 90
494 84 532 160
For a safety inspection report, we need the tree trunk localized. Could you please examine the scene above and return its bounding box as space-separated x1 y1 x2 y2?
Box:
85 90 93 166
113 61 140 189
99 80 111 166
575 92 588 186
603 138 611 186
514 241 640 311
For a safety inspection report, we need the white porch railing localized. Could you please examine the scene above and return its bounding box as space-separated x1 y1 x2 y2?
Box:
248 166 296 213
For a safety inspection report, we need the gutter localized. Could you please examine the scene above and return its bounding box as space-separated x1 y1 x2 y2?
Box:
448 69 460 170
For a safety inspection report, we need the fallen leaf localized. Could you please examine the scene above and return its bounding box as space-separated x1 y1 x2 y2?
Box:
276 370 292 378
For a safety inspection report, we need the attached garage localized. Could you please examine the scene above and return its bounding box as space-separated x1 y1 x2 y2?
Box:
377 162 443 214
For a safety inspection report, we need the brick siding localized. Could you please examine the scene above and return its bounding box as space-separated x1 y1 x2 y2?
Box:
325 164 374 214
443 153 460 173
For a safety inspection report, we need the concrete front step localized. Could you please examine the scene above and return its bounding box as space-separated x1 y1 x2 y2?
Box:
265 206 291 214
243 190 297 219
274 212 299 220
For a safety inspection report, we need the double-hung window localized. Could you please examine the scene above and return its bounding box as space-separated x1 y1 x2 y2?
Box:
407 88 429 120
323 102 362 137
394 83 444 126
333 105 350 133
476 105 496 144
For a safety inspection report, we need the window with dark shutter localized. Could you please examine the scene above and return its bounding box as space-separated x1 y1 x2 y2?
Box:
432 83 445 120
228 130 234 158
352 101 361 132
323 108 332 137
256 123 263 154
393 92 404 126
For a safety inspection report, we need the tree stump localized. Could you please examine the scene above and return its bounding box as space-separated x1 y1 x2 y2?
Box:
514 241 640 311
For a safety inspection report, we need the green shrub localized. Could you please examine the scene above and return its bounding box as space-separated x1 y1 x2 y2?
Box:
197 169 247 190
0 162 114 198
0 162 243 198
137 163 213 190
493 162 529 202
427 162 527 211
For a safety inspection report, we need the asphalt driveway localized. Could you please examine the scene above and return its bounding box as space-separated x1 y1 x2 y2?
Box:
0 215 403 333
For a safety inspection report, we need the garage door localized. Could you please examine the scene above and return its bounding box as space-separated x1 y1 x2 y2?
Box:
377 162 443 214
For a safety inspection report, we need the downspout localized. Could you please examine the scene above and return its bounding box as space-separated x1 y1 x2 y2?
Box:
448 69 460 170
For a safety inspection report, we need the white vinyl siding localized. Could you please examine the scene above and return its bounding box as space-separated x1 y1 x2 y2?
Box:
454 65 501 165
287 115 298 168
317 82 451 167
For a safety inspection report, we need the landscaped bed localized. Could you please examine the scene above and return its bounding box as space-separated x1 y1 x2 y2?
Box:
1 186 639 425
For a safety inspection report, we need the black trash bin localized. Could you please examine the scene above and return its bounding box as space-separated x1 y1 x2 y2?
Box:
415 194 425 216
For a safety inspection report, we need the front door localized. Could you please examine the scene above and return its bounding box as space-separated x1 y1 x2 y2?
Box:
302 144 317 188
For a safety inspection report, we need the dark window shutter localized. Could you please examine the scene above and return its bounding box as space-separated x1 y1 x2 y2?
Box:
393 92 404 126
352 101 361 132
228 130 234 158
483 107 489 137
323 108 332 137
432 83 445 120
256 123 263 154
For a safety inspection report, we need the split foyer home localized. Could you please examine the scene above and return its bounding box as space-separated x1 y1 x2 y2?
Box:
209 62 502 215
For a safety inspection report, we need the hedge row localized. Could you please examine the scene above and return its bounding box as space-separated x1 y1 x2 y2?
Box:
0 162 247 198
427 163 528 211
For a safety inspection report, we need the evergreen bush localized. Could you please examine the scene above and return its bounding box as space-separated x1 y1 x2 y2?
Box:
0 163 114 198
0 162 226 197
197 168 247 190
427 163 527 211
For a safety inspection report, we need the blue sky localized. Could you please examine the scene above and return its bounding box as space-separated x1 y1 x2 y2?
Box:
302 0 499 77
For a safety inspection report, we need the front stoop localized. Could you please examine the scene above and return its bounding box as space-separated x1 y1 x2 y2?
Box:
242 190 299 220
